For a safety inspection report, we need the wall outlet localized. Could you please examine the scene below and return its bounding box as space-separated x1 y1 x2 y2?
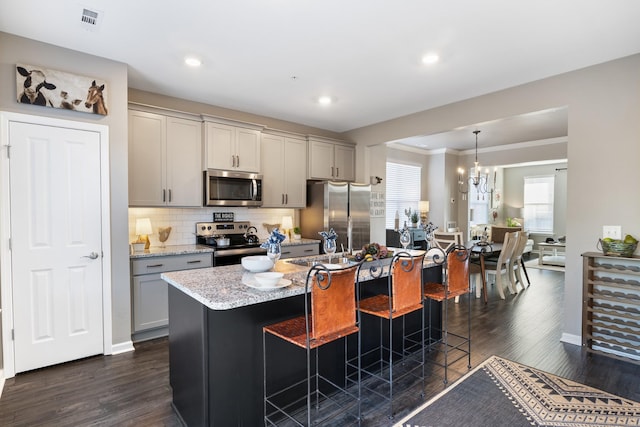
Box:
603 225 622 240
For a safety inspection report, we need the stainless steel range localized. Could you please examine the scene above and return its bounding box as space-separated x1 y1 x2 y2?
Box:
196 221 265 266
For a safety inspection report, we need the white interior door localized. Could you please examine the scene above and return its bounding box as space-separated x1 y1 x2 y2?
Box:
9 121 104 373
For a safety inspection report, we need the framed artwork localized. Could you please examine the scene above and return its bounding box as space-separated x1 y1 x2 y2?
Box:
16 63 108 115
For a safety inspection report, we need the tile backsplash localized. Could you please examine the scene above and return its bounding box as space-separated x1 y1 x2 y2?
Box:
128 207 297 247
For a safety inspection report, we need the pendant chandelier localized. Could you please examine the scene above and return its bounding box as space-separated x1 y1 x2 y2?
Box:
458 130 493 201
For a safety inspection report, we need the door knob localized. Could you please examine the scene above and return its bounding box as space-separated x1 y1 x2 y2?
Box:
83 252 99 259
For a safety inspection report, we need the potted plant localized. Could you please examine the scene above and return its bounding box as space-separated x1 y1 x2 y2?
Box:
410 212 419 227
292 227 302 240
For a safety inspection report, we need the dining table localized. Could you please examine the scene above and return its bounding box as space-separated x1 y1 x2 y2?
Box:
466 240 503 304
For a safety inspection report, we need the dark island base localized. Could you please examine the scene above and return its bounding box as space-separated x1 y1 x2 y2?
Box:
169 267 442 426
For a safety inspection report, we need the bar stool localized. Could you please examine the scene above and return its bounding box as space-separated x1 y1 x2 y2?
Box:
263 263 362 426
358 251 426 420
423 245 471 384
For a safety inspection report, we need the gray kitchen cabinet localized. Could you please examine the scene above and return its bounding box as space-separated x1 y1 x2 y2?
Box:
261 133 307 207
128 107 202 207
280 242 319 259
308 136 355 181
131 252 213 341
202 117 262 173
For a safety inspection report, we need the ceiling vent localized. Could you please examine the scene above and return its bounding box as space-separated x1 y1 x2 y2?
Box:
80 7 103 31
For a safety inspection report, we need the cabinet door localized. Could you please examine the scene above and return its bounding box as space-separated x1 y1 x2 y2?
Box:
129 110 166 206
133 274 169 332
236 127 261 172
166 117 202 206
260 134 285 207
308 140 335 180
205 122 235 170
283 137 307 207
334 144 355 181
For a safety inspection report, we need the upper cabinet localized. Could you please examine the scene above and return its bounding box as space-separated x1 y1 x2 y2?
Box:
202 116 262 173
128 107 202 207
308 137 355 181
261 133 307 208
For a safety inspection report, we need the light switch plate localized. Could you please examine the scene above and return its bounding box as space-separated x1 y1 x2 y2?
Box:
603 225 622 240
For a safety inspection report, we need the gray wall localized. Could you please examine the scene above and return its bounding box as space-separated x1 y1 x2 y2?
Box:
0 32 131 348
345 54 640 343
503 162 568 245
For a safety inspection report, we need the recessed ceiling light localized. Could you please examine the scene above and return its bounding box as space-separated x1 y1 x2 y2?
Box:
318 96 333 105
422 53 439 65
185 57 202 67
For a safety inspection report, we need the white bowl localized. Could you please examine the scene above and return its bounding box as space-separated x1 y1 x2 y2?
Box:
241 255 274 272
254 272 284 287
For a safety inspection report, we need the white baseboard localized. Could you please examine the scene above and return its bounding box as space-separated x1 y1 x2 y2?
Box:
110 340 135 355
560 332 581 346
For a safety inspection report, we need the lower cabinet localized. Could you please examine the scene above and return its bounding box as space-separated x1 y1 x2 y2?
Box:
131 252 213 342
280 242 319 259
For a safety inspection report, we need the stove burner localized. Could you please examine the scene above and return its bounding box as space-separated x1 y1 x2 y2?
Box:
196 221 262 249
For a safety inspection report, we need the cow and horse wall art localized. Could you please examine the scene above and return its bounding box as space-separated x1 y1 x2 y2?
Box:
16 63 108 116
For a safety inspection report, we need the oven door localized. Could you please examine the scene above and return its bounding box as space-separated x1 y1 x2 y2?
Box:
213 247 267 266
204 169 262 207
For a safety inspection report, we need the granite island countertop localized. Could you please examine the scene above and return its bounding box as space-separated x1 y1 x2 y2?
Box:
161 250 437 311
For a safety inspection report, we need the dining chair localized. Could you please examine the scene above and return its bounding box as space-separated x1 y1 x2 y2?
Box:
432 230 464 252
508 231 530 292
263 263 363 426
484 231 519 299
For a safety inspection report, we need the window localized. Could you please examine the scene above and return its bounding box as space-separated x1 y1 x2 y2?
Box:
524 175 555 233
385 162 421 229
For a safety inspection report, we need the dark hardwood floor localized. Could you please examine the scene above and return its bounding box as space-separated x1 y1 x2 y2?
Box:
1 267 638 426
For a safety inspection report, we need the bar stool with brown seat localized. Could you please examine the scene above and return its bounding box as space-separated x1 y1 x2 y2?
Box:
263 262 362 426
358 251 426 420
423 245 471 384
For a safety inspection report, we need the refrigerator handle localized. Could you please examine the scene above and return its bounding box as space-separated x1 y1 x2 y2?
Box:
347 215 353 254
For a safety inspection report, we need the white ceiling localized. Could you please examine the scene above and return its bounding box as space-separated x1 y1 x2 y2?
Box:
2 1 640 150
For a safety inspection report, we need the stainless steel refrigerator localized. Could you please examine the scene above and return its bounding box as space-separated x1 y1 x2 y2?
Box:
300 181 371 254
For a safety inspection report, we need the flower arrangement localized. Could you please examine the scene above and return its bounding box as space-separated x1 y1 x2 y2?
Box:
353 242 391 261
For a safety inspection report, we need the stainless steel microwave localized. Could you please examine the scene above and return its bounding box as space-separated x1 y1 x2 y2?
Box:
203 169 263 207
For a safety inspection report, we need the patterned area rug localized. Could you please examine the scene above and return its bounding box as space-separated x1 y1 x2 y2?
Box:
395 355 640 427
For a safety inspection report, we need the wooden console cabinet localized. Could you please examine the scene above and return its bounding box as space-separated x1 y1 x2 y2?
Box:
582 251 640 365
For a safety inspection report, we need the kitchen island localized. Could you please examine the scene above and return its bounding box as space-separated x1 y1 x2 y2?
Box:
161 253 442 426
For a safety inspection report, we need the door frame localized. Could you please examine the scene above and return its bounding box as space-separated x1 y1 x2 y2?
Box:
0 111 112 378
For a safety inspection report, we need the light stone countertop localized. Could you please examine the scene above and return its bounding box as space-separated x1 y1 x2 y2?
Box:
129 244 215 259
161 250 437 311
129 239 320 259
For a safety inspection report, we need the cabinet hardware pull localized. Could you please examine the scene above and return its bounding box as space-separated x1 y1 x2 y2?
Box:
281 194 285 204
282 251 291 255
147 264 164 268
163 189 166 202
168 189 172 202
336 167 339 177
285 194 288 204
187 260 202 264
236 155 239 167
304 249 313 252
331 166 334 177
